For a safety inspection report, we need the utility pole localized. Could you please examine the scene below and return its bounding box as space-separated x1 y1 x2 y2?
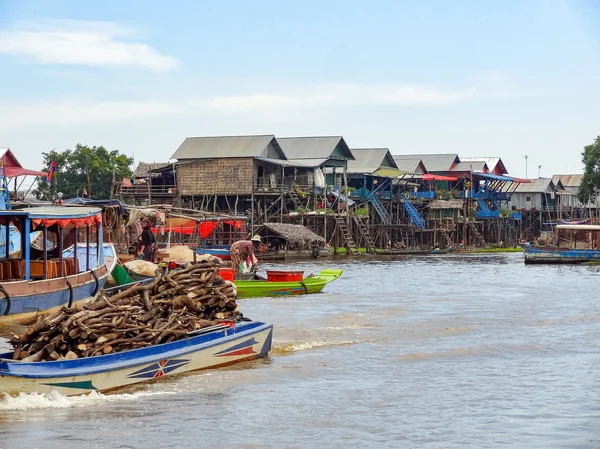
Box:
525 155 528 178
537 165 542 178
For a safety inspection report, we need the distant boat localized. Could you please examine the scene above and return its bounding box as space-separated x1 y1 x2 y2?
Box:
524 224 600 264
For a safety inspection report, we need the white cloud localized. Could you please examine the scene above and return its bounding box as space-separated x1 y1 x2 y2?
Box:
0 20 178 71
200 82 478 113
0 100 185 132
0 82 481 131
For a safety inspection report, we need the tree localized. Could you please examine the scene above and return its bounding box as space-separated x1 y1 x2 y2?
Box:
33 144 133 200
578 136 600 204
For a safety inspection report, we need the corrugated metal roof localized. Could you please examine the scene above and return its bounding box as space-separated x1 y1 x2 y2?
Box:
451 161 488 172
255 157 328 168
171 135 282 160
133 162 171 178
513 178 560 193
460 157 508 174
278 136 355 160
551 174 583 188
393 158 426 174
347 148 398 174
393 154 459 172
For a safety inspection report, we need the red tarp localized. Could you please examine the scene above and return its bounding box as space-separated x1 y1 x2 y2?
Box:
152 220 242 239
422 174 458 181
1 149 47 178
32 213 102 229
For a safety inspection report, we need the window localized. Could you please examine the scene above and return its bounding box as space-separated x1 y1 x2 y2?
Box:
525 196 531 201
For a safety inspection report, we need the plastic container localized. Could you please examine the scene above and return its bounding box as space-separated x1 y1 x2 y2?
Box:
266 270 304 282
218 268 236 281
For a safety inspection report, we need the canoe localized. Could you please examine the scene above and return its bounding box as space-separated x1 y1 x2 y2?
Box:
0 321 273 396
234 269 342 298
195 245 231 260
429 247 454 254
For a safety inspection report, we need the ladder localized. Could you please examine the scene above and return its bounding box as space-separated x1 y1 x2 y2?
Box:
367 193 392 225
288 187 302 208
399 193 425 229
334 214 358 255
353 215 377 254
469 222 486 246
439 228 453 247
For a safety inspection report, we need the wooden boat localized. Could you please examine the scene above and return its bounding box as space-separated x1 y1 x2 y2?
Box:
0 207 116 326
234 269 342 298
429 247 454 254
195 245 231 260
524 224 600 264
0 321 272 396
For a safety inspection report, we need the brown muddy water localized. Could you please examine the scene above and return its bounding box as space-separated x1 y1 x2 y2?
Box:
0 253 599 448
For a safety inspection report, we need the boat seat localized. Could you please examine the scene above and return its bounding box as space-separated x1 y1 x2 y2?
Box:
25 260 59 280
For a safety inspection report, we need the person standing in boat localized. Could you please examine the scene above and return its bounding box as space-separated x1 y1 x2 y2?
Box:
230 235 262 273
139 223 156 262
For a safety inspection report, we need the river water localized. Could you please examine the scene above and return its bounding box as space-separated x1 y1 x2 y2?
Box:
0 253 599 448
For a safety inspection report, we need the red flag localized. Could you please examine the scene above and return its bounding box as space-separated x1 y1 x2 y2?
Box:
45 160 56 183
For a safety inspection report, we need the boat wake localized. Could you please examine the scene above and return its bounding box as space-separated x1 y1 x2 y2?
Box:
272 339 358 355
0 389 175 411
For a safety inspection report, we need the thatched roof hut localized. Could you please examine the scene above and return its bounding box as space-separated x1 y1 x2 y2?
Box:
256 222 325 248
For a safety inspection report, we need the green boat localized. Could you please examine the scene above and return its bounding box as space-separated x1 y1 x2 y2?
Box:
234 269 342 298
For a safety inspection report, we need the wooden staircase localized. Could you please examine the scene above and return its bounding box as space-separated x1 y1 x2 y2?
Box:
334 214 358 255
469 222 486 246
439 228 453 247
288 187 303 208
353 215 376 254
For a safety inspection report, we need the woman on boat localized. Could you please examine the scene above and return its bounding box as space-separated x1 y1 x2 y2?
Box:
230 235 261 273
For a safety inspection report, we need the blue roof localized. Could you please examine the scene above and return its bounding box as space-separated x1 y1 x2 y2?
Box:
472 172 514 182
24 206 101 219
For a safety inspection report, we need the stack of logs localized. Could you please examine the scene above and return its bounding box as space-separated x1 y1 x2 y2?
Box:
10 260 240 362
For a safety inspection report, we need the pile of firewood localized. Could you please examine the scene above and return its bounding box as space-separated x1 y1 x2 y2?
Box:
10 260 240 362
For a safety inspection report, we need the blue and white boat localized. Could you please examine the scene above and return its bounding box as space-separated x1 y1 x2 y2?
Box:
524 224 600 264
0 159 116 324
0 321 272 396
0 207 116 325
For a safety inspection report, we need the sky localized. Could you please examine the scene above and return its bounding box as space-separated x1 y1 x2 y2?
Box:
1 0 599 185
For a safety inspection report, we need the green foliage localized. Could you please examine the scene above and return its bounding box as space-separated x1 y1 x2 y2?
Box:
356 207 369 216
578 136 600 204
33 144 133 200
472 247 524 253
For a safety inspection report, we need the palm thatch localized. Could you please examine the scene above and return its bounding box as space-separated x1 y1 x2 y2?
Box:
258 222 325 247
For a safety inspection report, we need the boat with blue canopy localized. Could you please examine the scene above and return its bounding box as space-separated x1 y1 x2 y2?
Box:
0 206 116 325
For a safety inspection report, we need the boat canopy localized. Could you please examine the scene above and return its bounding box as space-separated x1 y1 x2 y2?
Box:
556 224 600 231
25 206 102 228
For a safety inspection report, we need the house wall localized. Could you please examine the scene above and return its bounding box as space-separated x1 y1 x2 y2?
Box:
509 192 558 210
509 192 542 210
177 158 254 195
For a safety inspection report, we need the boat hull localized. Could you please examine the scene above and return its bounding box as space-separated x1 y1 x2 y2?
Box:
195 246 231 260
523 246 600 264
234 269 342 298
0 321 272 396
